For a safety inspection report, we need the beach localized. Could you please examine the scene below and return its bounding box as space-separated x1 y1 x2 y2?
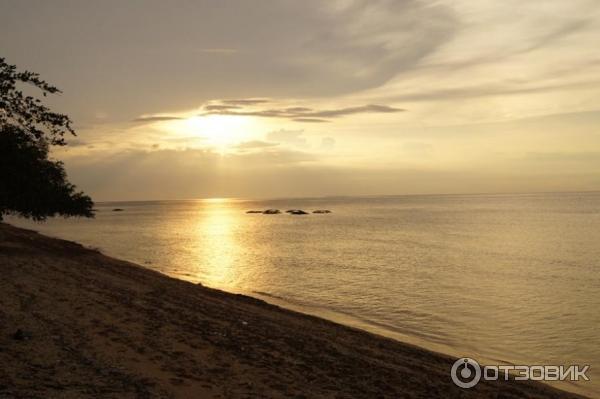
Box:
0 222 585 398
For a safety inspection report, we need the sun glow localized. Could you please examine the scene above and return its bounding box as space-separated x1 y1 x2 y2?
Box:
181 115 252 150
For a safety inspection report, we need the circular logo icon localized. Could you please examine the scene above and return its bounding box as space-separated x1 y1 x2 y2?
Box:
451 357 482 388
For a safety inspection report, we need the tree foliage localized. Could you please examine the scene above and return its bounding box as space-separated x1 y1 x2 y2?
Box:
0 57 93 221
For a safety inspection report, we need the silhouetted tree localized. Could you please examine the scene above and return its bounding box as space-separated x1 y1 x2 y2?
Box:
0 57 93 221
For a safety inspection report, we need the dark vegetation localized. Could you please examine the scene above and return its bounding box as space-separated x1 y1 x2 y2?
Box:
0 57 93 221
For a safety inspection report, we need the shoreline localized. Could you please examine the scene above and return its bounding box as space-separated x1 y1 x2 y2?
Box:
247 289 465 361
235 286 593 398
0 223 586 398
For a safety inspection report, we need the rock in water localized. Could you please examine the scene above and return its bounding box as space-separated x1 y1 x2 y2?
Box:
262 209 281 214
288 210 309 215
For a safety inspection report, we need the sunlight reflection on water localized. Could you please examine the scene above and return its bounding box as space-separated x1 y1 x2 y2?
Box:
193 201 238 287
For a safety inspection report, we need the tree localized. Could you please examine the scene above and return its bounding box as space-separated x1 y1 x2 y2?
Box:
0 57 93 221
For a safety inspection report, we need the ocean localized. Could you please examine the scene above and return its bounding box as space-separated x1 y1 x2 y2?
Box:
9 192 600 396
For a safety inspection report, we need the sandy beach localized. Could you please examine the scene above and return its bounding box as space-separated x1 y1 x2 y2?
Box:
0 223 585 398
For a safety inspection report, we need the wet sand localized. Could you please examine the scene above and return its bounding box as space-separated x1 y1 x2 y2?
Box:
0 223 585 398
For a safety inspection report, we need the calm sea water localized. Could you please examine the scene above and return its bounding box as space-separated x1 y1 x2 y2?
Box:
9 192 600 396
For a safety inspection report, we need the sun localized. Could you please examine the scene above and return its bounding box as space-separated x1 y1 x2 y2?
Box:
156 113 265 152
182 115 250 150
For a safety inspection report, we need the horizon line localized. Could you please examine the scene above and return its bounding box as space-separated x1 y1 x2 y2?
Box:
94 189 600 204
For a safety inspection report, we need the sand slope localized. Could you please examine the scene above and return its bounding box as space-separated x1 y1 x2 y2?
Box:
0 223 584 398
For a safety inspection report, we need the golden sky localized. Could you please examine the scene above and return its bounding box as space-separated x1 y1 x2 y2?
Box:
2 0 599 200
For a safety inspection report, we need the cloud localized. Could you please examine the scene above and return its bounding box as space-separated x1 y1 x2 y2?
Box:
273 0 458 96
321 137 336 150
388 79 600 103
293 118 329 123
422 17 595 74
234 140 280 149
133 115 183 123
202 100 404 122
134 100 405 125
2 1 457 125
8 0 599 129
371 3 600 120
284 107 312 113
266 129 307 147
303 104 402 118
221 99 270 106
518 18 593 55
203 104 241 111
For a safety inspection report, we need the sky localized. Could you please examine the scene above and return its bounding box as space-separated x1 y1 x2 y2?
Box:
1 0 600 200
